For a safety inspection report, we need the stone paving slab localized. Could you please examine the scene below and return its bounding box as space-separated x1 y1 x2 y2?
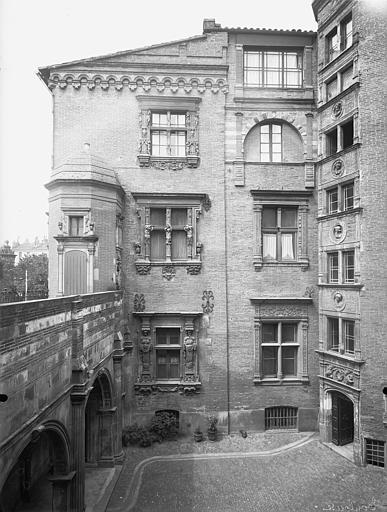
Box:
106 434 386 512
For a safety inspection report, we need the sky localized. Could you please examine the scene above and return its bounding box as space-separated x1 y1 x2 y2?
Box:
0 0 316 245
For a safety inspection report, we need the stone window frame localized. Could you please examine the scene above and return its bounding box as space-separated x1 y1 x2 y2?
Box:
251 298 312 386
133 312 202 395
137 95 201 169
325 11 353 64
326 248 356 285
326 179 354 215
133 192 210 276
251 190 312 272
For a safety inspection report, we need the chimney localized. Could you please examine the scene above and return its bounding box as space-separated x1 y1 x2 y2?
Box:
203 19 221 33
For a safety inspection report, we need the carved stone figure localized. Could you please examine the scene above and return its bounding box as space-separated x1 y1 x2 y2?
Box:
184 224 193 245
184 332 197 372
139 337 152 373
165 224 172 245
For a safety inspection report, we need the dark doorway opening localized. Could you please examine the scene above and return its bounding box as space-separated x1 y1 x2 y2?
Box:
331 392 354 446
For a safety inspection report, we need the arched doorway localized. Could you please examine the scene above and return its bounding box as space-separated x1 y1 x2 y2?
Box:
0 425 70 512
331 391 354 446
85 371 116 466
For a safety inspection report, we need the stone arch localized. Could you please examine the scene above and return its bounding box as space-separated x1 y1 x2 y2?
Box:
85 368 116 466
243 117 305 163
321 387 357 450
0 421 72 512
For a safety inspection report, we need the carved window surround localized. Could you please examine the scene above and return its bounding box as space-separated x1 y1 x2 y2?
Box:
133 312 202 395
251 297 312 386
251 190 312 272
133 193 210 275
137 96 201 169
316 349 364 392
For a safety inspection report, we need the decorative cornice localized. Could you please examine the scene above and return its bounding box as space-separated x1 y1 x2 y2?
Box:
46 73 229 94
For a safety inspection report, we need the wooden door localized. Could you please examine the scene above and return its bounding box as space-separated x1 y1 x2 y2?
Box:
332 392 354 446
64 250 87 296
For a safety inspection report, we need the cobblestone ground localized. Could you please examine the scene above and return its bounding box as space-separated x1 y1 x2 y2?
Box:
106 434 386 512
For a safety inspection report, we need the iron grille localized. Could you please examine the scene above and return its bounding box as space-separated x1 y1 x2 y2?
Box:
365 439 385 467
265 406 298 430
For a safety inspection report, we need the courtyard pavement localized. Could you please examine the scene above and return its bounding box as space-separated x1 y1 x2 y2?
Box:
102 432 386 512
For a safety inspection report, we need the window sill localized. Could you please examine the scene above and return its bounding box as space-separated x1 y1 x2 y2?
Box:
318 143 361 165
253 259 309 272
318 283 363 289
253 377 309 386
135 260 201 276
138 155 200 169
134 379 201 395
316 349 365 365
317 207 362 222
318 82 359 112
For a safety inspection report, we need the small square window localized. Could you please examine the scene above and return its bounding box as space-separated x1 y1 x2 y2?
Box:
365 439 385 467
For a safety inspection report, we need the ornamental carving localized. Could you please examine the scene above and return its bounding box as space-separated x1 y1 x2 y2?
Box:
134 293 145 312
330 222 347 244
162 265 176 280
332 291 346 311
303 286 315 298
332 159 344 178
202 290 214 314
184 224 193 245
202 195 212 212
332 102 343 118
164 224 172 245
136 263 151 275
84 214 95 235
48 73 229 95
186 264 201 275
139 337 152 376
134 242 142 256
257 305 306 318
144 224 153 244
183 332 197 373
152 160 186 171
326 365 354 385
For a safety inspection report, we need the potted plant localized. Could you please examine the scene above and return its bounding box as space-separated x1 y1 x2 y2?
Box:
193 426 203 442
207 415 218 441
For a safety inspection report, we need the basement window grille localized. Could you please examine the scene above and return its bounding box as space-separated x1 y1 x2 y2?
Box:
265 406 298 430
365 439 385 467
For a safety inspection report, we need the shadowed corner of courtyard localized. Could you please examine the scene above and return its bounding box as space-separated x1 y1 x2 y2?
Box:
85 431 387 512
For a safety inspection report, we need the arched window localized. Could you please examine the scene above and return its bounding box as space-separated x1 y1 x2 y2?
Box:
244 121 304 163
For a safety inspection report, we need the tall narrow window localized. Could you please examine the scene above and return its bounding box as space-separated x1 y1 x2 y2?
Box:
326 129 338 156
342 119 354 149
151 112 187 157
326 77 338 101
327 28 339 62
341 65 353 91
328 252 339 283
343 182 354 210
262 207 297 261
69 216 84 236
327 188 339 214
341 16 353 50
343 250 355 283
260 124 282 162
155 328 181 380
343 320 355 354
327 318 339 351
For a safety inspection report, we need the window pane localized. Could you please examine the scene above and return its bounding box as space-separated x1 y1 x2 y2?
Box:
282 347 297 376
262 323 278 343
152 113 168 126
328 318 339 351
263 234 277 259
328 188 339 213
156 328 180 345
281 233 295 260
170 113 186 126
328 252 339 283
285 53 299 69
265 52 281 68
281 208 297 227
261 124 270 134
150 208 166 225
69 216 83 236
152 131 168 156
262 208 277 228
245 70 261 85
171 231 187 260
171 208 187 226
341 65 353 90
265 70 281 87
327 78 338 100
262 347 278 377
150 231 166 260
342 119 354 149
170 131 186 157
344 320 355 354
343 183 354 210
327 29 339 61
282 324 296 343
343 251 355 283
156 350 168 379
245 51 261 68
326 130 338 156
